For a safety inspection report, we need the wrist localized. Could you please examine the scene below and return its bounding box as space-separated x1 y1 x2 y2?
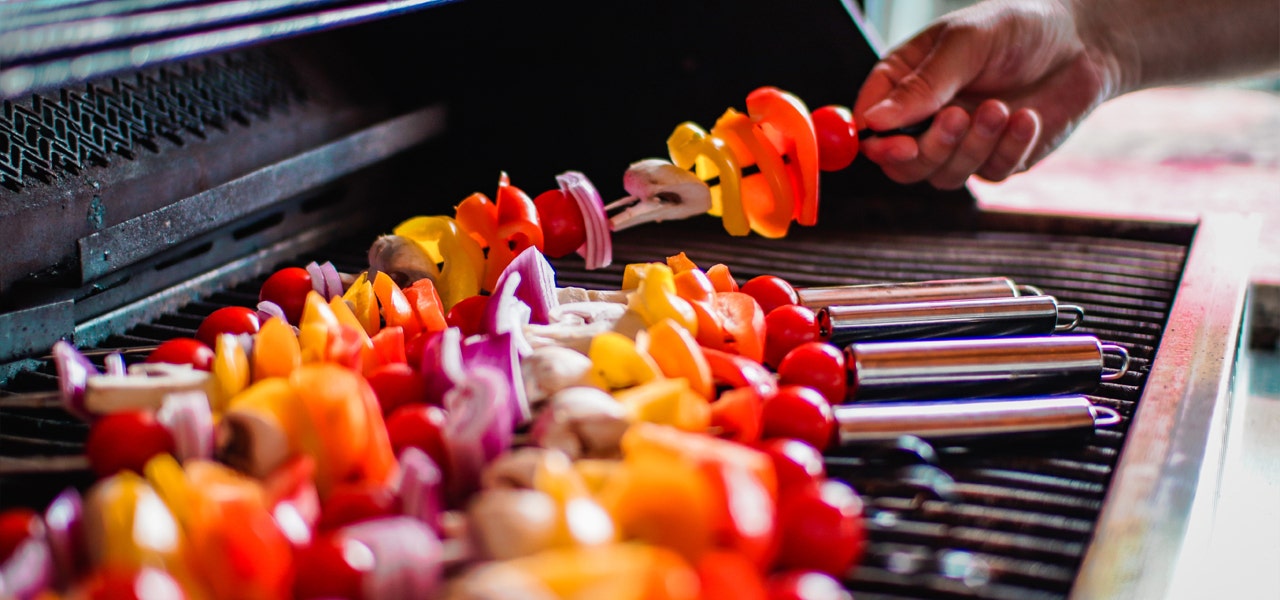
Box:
1064 0 1136 99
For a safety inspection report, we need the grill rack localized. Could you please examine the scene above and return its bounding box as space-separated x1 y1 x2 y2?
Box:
0 222 1186 600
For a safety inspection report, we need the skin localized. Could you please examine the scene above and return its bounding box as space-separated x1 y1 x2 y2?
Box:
853 0 1280 189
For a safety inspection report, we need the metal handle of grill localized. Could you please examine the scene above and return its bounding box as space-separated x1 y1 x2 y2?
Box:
818 295 1084 344
835 395 1123 444
843 334 1129 401
797 277 1025 309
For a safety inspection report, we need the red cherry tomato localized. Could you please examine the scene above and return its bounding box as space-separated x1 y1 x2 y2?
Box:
73 566 187 600
85 410 176 478
760 385 834 452
195 306 260 349
763 305 822 368
384 404 450 481
0 507 38 564
777 342 848 404
445 294 489 338
766 570 851 600
366 363 430 416
317 481 397 531
293 533 368 600
533 188 588 259
740 275 799 315
144 337 215 371
754 438 826 494
774 480 867 577
812 105 859 172
259 267 313 325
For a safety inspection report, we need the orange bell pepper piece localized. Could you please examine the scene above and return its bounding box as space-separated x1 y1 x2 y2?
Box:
712 108 794 238
299 291 340 364
289 364 397 497
706 264 738 293
210 333 250 414
599 452 718 563
404 278 448 333
372 271 422 340
696 551 768 600
666 252 699 274
455 192 499 249
709 386 763 444
697 292 765 364
252 317 301 381
645 319 714 400
506 543 701 600
746 87 820 226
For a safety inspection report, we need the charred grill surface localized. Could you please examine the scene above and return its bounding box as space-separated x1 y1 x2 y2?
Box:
0 222 1186 599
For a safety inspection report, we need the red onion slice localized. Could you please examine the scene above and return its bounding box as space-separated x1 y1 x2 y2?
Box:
103 353 126 377
480 272 533 358
320 261 344 299
461 332 529 428
396 447 444 534
43 488 85 588
0 535 54 600
443 365 513 502
257 300 288 325
306 261 327 298
52 341 98 422
340 517 443 600
156 391 214 462
419 327 464 405
493 247 559 325
557 171 612 270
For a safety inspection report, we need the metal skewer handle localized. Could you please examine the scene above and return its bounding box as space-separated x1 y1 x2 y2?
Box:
835 395 1123 444
798 277 1036 309
844 335 1131 401
819 295 1085 344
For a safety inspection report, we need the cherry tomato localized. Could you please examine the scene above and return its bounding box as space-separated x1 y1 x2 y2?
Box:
754 438 826 494
71 566 187 600
777 342 847 404
741 275 799 315
760 385 834 452
84 410 175 477
445 294 489 338
144 337 214 371
317 481 397 531
384 404 450 481
259 267 313 325
0 507 37 564
533 188 587 259
774 480 866 577
366 362 429 416
763 305 822 368
195 306 260 349
293 533 368 600
812 105 860 172
766 570 852 600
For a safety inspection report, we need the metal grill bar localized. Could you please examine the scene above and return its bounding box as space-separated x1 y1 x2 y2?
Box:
0 222 1187 599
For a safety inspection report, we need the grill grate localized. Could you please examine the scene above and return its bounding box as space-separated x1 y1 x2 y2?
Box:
0 223 1187 599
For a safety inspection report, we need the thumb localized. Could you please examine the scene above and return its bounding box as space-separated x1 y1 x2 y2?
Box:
859 31 987 132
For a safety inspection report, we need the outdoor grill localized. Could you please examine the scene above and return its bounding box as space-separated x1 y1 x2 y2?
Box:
0 1 1258 599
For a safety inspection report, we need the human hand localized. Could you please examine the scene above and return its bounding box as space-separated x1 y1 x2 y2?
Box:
853 0 1122 189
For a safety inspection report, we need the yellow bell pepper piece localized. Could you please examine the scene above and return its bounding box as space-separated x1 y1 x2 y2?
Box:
621 262 651 291
393 215 485 310
588 331 662 392
614 378 711 433
712 108 794 238
532 451 616 548
81 471 203 594
626 263 698 335
298 291 340 364
342 272 381 336
252 317 301 382
644 319 713 400
505 543 700 600
209 334 249 414
668 121 747 236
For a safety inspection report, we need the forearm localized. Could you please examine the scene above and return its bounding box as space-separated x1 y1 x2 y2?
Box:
1073 0 1280 97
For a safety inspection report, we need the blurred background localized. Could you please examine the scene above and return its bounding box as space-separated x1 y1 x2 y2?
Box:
861 2 1280 598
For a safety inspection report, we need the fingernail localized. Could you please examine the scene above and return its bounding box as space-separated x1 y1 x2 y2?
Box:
976 108 1005 137
889 143 917 162
938 112 968 145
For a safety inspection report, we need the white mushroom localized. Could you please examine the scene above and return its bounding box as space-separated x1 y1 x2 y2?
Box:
367 234 438 288
521 346 593 407
524 301 628 354
83 363 211 414
441 562 559 600
480 446 557 490
530 387 630 460
605 159 713 231
555 286 629 304
465 488 560 561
